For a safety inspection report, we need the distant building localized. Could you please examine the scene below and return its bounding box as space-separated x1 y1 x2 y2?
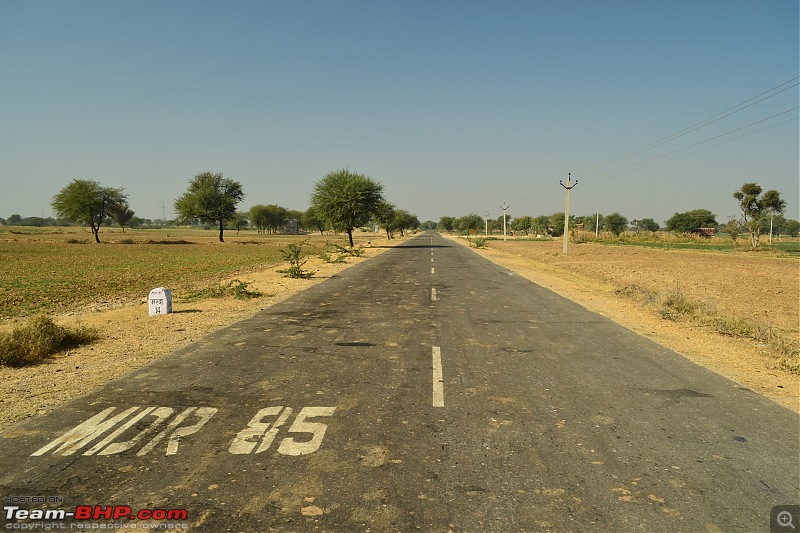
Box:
691 227 716 237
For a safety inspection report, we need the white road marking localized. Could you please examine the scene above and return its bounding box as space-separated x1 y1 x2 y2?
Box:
431 268 435 274
432 346 444 407
431 288 437 301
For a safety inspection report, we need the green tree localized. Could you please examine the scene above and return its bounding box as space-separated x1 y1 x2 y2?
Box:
722 218 740 242
301 207 326 235
456 213 482 233
532 215 550 235
373 199 396 239
770 215 800 237
174 172 245 242
604 212 628 236
630 218 659 233
285 209 304 234
733 182 786 248
511 215 533 235
109 202 135 233
228 211 249 233
549 212 566 237
664 209 717 233
249 205 270 234
310 169 384 247
8 214 22 225
51 179 127 243
438 216 455 232
781 218 800 236
420 220 438 231
392 209 419 236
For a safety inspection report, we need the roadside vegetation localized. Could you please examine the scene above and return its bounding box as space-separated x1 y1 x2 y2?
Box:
616 284 799 374
0 229 365 320
0 314 98 367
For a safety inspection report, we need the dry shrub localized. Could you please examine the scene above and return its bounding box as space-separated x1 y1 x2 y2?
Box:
0 315 98 367
616 285 798 374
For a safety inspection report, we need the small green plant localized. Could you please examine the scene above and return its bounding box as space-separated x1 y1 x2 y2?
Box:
331 242 365 257
182 279 262 302
319 250 347 264
318 241 366 264
277 241 314 279
471 237 488 249
0 314 98 367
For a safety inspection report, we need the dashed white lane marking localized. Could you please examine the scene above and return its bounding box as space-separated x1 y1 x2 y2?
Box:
431 288 437 301
432 346 444 407
431 267 435 274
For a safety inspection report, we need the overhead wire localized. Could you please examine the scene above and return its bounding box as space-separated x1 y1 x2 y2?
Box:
585 106 799 185
512 77 798 214
576 76 799 175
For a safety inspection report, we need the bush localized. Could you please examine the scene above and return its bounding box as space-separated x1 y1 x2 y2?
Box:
318 242 366 263
0 315 98 367
277 241 314 279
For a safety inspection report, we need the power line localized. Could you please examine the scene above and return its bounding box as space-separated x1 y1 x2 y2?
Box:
587 115 799 183
585 106 799 185
577 77 799 175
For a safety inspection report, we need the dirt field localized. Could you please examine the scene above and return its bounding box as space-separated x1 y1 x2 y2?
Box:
1 233 797 432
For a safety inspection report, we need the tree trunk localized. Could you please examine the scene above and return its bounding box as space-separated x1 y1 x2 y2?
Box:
346 228 354 248
218 220 225 242
92 225 101 243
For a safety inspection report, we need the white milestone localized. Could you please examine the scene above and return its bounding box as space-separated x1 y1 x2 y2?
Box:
148 287 173 316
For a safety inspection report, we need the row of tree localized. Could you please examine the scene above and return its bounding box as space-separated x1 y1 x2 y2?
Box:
436 184 795 248
44 170 420 245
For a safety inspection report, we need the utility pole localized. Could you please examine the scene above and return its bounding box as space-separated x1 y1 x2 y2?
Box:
483 212 489 236
559 173 578 254
595 211 600 239
769 213 774 244
500 203 509 241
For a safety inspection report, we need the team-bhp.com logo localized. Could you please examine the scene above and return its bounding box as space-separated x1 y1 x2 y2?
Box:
4 505 188 529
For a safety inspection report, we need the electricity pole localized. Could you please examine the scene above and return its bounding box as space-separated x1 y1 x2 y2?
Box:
559 173 578 254
500 203 509 241
595 211 600 239
483 212 489 236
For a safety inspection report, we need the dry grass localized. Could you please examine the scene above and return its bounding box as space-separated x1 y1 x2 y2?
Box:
0 314 98 367
616 284 799 373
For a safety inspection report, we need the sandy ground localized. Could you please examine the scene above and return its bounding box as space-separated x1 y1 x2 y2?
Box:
1 235 798 432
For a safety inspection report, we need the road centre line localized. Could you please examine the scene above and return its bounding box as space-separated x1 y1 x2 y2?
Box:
432 346 444 407
431 267 435 274
431 288 437 301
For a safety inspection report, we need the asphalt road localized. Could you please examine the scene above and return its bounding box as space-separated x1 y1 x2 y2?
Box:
1 232 797 532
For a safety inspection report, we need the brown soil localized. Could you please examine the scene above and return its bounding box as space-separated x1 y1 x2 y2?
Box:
1 235 797 432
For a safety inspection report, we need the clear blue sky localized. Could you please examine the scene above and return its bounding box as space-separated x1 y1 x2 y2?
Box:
1 0 797 225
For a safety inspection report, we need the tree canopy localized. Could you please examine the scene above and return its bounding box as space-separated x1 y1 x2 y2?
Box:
664 209 718 233
310 169 384 247
603 212 628 236
373 199 397 239
733 182 786 248
51 179 127 243
174 172 244 242
249 204 288 234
